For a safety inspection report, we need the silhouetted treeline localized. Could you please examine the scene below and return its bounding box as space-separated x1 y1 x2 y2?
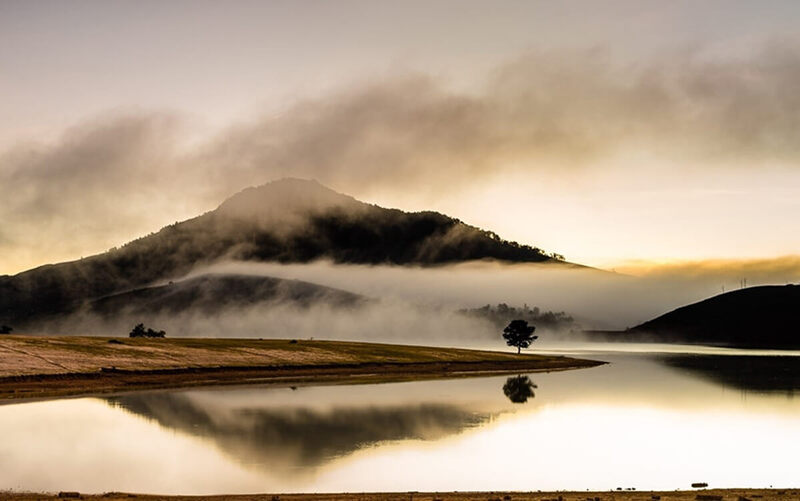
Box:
237 209 553 264
459 303 574 329
129 323 166 338
0 179 565 327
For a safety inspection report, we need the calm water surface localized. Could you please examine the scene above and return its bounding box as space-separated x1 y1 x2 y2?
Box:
2 343 799 494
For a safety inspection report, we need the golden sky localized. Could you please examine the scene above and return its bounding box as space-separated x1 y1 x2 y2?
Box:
2 0 800 275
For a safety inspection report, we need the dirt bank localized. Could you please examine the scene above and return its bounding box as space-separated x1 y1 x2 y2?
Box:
2 489 796 501
0 336 603 401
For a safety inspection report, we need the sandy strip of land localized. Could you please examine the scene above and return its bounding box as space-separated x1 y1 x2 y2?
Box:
2 489 796 500
0 336 603 401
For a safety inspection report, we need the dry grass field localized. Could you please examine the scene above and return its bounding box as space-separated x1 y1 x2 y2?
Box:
3 488 797 501
0 336 602 401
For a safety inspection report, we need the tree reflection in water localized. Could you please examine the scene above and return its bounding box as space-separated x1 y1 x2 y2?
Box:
502 375 537 403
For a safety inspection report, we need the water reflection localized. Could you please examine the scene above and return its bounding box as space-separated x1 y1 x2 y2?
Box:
659 354 800 394
107 392 492 471
502 375 537 403
2 347 800 494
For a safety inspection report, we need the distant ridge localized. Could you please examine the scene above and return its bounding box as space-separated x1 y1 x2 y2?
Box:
0 178 569 328
87 273 366 317
628 284 800 349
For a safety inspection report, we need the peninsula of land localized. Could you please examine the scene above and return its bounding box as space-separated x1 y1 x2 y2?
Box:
0 336 602 401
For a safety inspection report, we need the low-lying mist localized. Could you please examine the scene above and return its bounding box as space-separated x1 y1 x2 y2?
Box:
42 261 796 347
45 258 799 346
54 299 496 347
197 259 779 329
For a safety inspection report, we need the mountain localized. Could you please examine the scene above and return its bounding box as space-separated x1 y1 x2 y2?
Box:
0 178 564 328
86 273 365 317
627 284 800 349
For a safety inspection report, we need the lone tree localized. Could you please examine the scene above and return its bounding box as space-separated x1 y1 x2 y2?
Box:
0 325 12 334
502 319 537 354
129 323 166 338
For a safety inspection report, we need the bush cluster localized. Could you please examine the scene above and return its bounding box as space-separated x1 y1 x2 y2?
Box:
129 323 166 338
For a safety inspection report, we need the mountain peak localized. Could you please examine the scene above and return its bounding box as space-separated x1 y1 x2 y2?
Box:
1 178 564 328
216 178 363 220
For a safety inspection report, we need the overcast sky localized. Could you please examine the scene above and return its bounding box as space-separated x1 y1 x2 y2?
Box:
2 0 800 274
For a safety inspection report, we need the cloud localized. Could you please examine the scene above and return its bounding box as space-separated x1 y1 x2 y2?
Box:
617 255 800 285
199 43 800 190
3 43 800 273
0 113 188 271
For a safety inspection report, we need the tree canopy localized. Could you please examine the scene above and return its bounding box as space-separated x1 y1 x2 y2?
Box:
459 303 573 329
129 323 166 338
502 319 538 354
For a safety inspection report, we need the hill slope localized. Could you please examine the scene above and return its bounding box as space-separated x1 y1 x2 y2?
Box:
86 273 366 317
629 284 800 348
0 178 564 327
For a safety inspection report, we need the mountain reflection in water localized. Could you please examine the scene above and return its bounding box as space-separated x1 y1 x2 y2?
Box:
107 389 493 472
659 354 800 394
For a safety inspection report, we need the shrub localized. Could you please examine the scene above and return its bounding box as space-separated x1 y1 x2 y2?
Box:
129 323 166 338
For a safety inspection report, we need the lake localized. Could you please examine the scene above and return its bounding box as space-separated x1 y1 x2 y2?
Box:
2 343 799 495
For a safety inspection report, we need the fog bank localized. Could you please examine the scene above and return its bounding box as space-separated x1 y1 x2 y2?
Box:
195 259 795 330
39 257 800 343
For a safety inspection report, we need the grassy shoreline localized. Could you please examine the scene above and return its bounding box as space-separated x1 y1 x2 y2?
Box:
2 489 796 500
0 336 603 401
